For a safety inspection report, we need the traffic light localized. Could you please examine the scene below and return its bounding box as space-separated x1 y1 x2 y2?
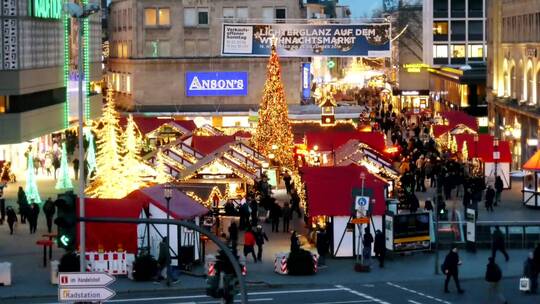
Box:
55 191 77 251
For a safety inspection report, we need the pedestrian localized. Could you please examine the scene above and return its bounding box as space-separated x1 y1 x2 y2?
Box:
228 222 238 252
290 230 300 253
156 237 177 286
17 187 28 224
249 197 258 227
523 252 538 294
283 170 292 194
53 155 60 179
0 197 5 225
374 229 386 268
43 197 56 233
6 206 17 235
316 227 329 266
494 176 503 206
29 202 39 234
270 201 281 233
491 226 509 261
282 202 291 232
362 227 373 264
485 185 495 212
485 257 506 303
290 188 302 218
73 158 79 180
243 226 257 263
238 198 250 230
442 246 465 294
254 225 269 262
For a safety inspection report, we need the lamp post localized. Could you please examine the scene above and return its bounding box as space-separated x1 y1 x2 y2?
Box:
164 183 173 243
493 138 500 183
64 2 100 273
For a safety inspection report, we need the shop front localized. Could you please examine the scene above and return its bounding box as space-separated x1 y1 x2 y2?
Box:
393 89 430 113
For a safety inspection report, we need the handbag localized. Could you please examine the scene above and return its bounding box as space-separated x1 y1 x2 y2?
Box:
519 277 531 292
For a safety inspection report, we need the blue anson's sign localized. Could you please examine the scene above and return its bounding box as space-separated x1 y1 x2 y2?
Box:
186 72 248 97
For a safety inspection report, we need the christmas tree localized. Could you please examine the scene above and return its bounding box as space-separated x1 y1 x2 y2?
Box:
84 128 97 178
252 43 295 168
122 114 148 192
55 142 73 190
25 151 42 204
155 148 171 184
86 90 125 198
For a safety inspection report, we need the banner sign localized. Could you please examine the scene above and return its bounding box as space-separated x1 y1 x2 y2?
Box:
302 62 311 99
186 72 248 97
221 23 391 57
28 0 62 19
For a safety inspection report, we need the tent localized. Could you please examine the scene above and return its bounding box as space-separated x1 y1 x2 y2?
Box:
128 185 209 265
301 164 388 257
522 150 540 208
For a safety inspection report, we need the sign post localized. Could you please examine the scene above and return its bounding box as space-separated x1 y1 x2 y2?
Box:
58 272 116 303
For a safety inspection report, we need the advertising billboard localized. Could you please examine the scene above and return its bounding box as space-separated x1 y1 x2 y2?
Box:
221 23 391 57
301 62 311 99
186 72 248 97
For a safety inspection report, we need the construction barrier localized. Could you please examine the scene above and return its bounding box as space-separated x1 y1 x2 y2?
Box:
274 252 319 275
84 251 135 275
205 254 246 277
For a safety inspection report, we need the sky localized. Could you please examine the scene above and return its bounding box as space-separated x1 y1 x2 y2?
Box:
340 0 383 18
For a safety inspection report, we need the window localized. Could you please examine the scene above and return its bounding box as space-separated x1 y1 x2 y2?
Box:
468 21 483 40
451 0 465 18
145 41 159 57
159 41 170 57
433 45 448 58
275 8 286 20
433 0 448 18
198 40 210 56
451 21 465 40
112 11 117 31
262 7 273 22
123 9 127 30
158 8 170 26
236 7 248 20
126 74 131 94
144 8 157 26
468 0 483 18
223 7 235 19
451 44 466 57
468 44 484 59
184 8 208 26
128 8 132 28
185 39 196 55
433 21 448 41
0 96 6 113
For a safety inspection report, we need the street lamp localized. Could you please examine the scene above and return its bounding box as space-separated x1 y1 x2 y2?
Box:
64 2 100 273
163 183 173 244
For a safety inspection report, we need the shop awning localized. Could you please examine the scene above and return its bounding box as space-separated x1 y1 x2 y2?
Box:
305 131 387 153
454 134 512 163
432 125 452 138
523 150 540 171
191 135 236 155
301 164 387 217
441 111 478 131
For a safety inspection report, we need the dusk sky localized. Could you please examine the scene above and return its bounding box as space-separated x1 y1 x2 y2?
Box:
340 0 383 18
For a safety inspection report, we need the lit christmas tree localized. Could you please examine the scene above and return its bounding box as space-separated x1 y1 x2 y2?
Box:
86 90 125 198
462 140 469 161
84 128 97 177
55 142 73 190
25 151 41 204
122 114 148 192
155 148 171 184
252 42 295 168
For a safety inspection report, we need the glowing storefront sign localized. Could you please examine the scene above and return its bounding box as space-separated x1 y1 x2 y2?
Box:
403 63 429 73
28 0 62 19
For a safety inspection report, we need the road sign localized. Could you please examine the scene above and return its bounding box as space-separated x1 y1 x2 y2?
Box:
58 287 116 302
59 272 116 287
355 196 370 215
351 217 370 225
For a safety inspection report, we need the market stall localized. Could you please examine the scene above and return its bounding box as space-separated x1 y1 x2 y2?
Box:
301 164 388 258
522 150 540 208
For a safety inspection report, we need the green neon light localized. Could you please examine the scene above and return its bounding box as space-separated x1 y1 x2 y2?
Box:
29 0 62 19
63 3 69 128
83 0 91 120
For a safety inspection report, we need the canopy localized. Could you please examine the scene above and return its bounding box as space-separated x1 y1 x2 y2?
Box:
127 185 209 220
77 198 142 253
432 125 452 138
301 164 387 217
454 134 511 163
440 111 478 131
305 131 387 153
523 150 540 171
191 135 236 155
119 117 197 135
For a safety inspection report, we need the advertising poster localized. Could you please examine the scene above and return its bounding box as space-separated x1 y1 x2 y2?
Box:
222 23 391 57
302 62 311 99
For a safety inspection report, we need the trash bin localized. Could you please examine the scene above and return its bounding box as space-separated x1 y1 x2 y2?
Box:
50 260 59 285
0 262 12 286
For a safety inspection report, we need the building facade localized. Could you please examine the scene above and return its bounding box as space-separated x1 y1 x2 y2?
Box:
487 0 540 168
422 0 487 111
108 0 305 113
0 0 102 168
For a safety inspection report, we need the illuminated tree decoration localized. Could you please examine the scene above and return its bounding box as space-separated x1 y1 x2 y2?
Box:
86 90 125 198
122 114 149 192
25 151 42 204
462 140 469 161
155 148 171 184
84 128 97 177
252 43 295 168
55 142 73 190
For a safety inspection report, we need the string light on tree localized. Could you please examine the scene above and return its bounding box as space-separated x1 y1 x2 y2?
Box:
155 148 171 184
55 142 73 190
25 150 41 204
252 42 295 168
84 128 97 177
121 114 149 192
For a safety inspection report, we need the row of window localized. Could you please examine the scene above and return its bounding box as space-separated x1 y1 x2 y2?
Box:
109 72 131 94
433 20 483 41
433 0 484 18
502 12 540 43
111 8 133 32
142 39 212 57
433 44 484 59
111 41 131 58
143 6 287 27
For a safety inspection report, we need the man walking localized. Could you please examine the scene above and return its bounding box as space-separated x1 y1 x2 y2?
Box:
254 225 269 262
316 228 329 266
72 158 79 180
270 202 281 233
492 226 509 261
157 237 177 286
494 176 503 206
485 185 495 212
485 257 507 303
282 202 291 233
43 197 56 233
374 229 386 268
442 247 465 294
243 226 257 263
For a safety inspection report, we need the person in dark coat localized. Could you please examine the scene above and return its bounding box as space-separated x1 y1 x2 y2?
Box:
491 226 509 261
362 227 374 263
228 222 239 252
282 202 292 233
6 206 17 234
485 185 495 212
43 197 56 233
17 187 28 224
283 171 292 194
494 176 503 206
316 228 329 266
290 188 302 218
72 158 79 180
409 193 420 214
374 230 386 268
485 257 506 303
249 198 258 227
523 252 538 294
254 225 269 262
270 202 282 233
290 231 300 253
52 156 60 180
28 202 40 234
442 247 464 294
